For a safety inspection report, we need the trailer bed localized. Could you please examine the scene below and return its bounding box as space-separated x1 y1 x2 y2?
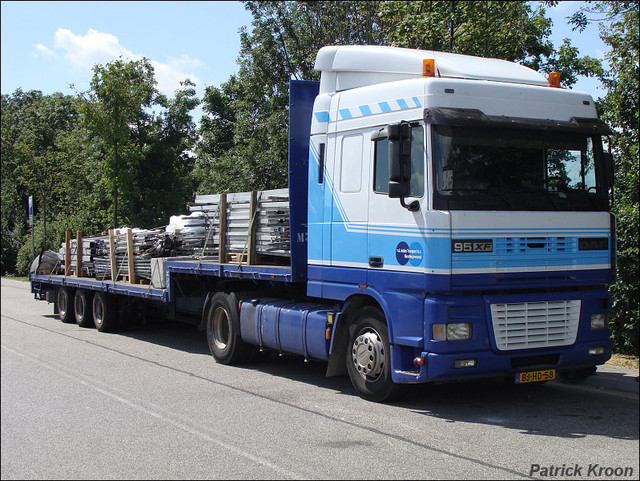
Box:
30 256 295 304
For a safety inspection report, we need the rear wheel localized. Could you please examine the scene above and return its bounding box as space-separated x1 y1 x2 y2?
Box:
56 287 75 323
74 289 93 328
92 292 119 332
205 292 257 364
346 307 399 402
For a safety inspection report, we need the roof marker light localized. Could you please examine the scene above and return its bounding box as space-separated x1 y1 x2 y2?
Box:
548 71 561 88
422 58 436 77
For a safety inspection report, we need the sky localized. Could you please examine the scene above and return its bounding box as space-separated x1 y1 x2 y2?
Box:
1 0 609 121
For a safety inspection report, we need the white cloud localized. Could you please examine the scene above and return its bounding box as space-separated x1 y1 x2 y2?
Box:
53 28 139 70
33 43 56 58
36 28 202 94
167 54 203 70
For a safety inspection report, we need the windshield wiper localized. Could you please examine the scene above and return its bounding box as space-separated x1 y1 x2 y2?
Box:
485 188 516 209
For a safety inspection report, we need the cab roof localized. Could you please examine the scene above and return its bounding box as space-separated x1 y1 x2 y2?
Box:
315 45 549 93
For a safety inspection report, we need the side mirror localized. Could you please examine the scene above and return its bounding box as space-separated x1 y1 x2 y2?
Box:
371 122 419 212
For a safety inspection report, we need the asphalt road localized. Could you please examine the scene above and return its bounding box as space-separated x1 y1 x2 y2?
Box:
2 278 638 480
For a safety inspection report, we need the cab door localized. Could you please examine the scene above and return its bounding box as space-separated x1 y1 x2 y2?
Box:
367 124 427 274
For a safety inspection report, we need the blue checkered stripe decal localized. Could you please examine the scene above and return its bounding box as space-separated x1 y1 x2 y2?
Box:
315 97 422 123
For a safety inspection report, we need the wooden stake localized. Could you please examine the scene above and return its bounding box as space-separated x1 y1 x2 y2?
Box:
248 190 258 265
76 230 83 277
218 193 227 263
126 228 136 284
108 228 117 281
64 231 71 276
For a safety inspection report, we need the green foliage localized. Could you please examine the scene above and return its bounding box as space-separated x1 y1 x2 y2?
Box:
2 59 198 275
599 2 638 354
379 1 554 62
79 57 160 227
1 89 84 274
566 1 639 355
15 219 65 276
130 79 200 227
568 1 638 355
194 1 388 193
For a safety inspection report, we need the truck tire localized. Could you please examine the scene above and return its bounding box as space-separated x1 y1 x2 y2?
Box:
74 289 93 328
206 292 256 365
56 287 75 324
346 307 399 402
92 291 119 332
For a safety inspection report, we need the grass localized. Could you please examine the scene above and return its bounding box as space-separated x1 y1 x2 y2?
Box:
2 275 29 282
606 353 640 369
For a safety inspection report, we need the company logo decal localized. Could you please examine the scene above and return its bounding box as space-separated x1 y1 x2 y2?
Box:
396 241 423 266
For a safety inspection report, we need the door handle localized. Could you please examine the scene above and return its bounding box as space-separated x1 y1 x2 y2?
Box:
369 256 383 268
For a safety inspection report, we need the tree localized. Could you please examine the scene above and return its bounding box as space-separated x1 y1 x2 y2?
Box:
570 1 639 354
131 79 200 227
195 1 388 194
378 0 602 88
80 57 160 227
1 89 84 273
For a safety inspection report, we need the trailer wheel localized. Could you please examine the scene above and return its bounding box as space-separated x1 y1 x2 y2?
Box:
74 289 93 328
206 292 256 365
346 307 399 402
56 287 75 324
92 292 118 332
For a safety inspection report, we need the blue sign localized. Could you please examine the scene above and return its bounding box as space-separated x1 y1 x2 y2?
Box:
28 196 33 226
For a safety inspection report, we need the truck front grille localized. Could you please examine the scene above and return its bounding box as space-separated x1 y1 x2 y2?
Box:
490 300 580 351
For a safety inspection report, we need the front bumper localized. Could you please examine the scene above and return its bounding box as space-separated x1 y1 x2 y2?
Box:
391 339 612 384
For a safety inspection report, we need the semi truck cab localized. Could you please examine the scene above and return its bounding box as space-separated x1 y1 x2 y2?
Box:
306 46 613 399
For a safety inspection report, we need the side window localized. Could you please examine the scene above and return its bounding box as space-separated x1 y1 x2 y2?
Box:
340 134 363 193
373 125 424 197
373 138 390 193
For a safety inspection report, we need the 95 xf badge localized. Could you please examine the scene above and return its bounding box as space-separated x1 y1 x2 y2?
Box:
452 239 493 253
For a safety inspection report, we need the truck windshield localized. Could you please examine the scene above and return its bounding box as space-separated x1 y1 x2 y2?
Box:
432 125 609 211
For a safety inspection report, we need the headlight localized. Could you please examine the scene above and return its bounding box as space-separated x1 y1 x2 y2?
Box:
433 323 472 341
590 313 608 329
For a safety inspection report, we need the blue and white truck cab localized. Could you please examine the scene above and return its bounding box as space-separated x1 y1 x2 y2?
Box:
305 46 613 400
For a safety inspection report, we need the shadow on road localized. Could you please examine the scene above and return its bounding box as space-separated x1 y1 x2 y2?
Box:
56 315 639 442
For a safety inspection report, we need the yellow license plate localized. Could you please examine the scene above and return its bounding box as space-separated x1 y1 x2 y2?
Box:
516 369 556 384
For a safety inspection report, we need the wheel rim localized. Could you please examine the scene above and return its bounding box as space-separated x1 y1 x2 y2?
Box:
212 307 230 351
75 294 84 319
351 327 385 380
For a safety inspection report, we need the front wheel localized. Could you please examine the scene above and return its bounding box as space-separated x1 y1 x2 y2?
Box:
205 292 257 365
346 307 399 402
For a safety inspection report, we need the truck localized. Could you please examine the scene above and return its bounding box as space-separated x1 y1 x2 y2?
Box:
29 45 615 402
